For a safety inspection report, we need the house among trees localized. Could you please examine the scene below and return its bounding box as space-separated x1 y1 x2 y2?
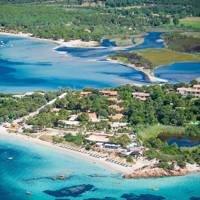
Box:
80 91 92 97
132 92 150 101
110 113 124 120
110 122 128 131
100 90 118 97
58 120 80 128
88 112 100 122
51 108 61 113
109 105 124 112
86 132 110 143
177 84 200 97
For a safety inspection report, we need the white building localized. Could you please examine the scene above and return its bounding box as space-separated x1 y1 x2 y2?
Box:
132 92 150 101
177 84 200 97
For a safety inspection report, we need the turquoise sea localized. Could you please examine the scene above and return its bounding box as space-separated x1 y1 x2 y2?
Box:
0 135 200 200
0 32 200 93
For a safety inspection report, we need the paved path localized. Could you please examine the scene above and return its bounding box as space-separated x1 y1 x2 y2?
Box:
13 92 67 123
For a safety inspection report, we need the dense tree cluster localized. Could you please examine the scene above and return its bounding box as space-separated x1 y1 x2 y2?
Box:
25 83 200 138
0 93 47 122
105 0 200 7
144 137 200 168
111 52 154 69
0 1 199 41
117 84 199 128
163 32 200 53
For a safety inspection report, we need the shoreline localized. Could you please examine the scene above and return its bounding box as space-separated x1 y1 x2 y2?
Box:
0 30 99 48
0 29 144 50
0 126 199 179
106 58 168 83
0 126 131 174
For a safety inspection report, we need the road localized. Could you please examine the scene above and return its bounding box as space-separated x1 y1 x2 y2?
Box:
13 92 67 123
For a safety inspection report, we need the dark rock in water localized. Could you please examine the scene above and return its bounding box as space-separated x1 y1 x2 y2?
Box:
121 193 165 200
88 174 108 178
190 197 200 200
84 198 116 200
44 184 95 197
56 199 70 200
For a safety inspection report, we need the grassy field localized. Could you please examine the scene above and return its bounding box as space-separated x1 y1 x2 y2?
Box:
180 17 200 30
137 124 185 140
136 49 200 67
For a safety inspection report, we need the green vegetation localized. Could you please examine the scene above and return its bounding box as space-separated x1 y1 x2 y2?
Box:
0 93 48 122
3 83 199 141
110 134 132 148
110 32 200 70
180 17 200 30
185 125 200 137
0 0 199 42
1 83 199 169
144 138 200 168
111 49 200 70
64 133 86 146
163 32 200 53
137 125 185 140
136 49 200 67
110 52 154 69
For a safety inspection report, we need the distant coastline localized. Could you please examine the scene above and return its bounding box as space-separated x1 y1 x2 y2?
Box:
0 30 100 48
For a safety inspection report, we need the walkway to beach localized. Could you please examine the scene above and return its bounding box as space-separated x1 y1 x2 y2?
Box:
13 92 67 124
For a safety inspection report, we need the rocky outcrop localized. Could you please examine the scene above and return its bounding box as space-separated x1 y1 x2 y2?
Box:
123 167 200 179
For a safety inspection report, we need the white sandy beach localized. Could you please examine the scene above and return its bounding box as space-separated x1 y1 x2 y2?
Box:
0 126 199 178
0 31 100 48
0 126 133 174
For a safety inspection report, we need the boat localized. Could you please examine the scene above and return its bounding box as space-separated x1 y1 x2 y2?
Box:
7 157 13 160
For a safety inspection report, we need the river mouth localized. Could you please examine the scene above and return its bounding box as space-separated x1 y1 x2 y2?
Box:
158 134 200 147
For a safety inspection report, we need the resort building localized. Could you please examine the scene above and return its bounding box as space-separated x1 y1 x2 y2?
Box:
100 90 118 97
103 142 121 149
109 105 124 112
86 132 110 143
51 108 61 113
88 112 100 122
108 97 118 102
177 84 200 97
68 114 79 121
80 91 92 97
8 123 20 132
132 92 150 101
58 120 80 128
110 113 124 120
110 122 128 131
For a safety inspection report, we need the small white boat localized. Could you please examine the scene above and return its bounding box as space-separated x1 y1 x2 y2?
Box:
7 157 13 160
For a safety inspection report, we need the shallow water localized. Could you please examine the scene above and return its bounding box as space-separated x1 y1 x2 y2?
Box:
155 62 200 83
167 137 200 147
0 135 199 200
1 32 199 93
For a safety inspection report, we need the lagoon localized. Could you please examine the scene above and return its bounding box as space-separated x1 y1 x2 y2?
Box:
0 32 200 93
